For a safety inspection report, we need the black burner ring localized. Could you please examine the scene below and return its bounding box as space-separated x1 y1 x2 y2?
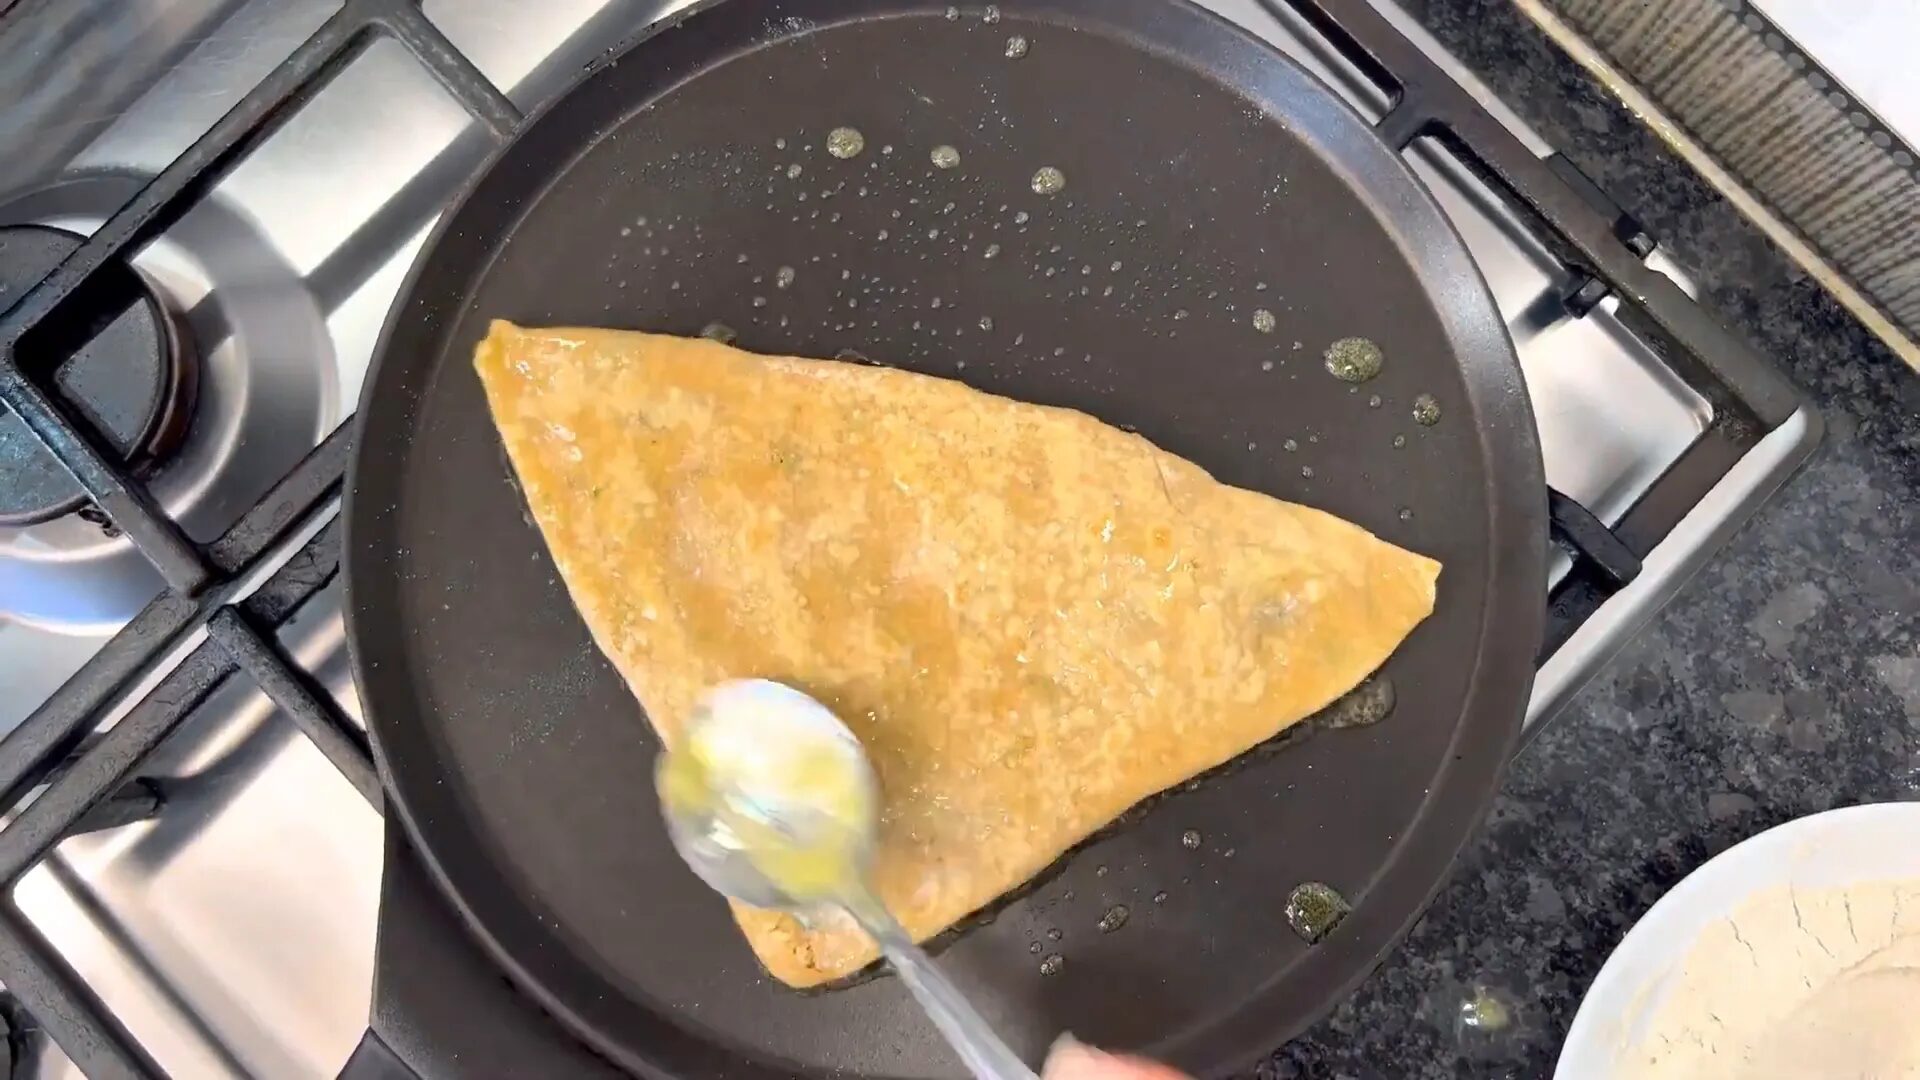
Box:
0 224 197 528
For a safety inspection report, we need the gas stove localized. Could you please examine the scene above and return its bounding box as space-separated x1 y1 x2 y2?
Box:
0 0 1814 1076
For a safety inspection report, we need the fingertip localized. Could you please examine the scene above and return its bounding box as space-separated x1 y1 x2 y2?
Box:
1040 1035 1105 1080
1041 1035 1189 1080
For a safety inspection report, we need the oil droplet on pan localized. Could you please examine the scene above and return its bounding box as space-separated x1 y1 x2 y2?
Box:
1006 35 1030 59
983 4 1002 23
1152 890 1169 904
1324 336 1384 383
1031 166 1066 196
931 144 962 170
1391 433 1407 449
775 266 796 289
1252 309 1276 334
700 322 737 344
1028 941 1042 954
1285 882 1352 944
1039 954 1065 976
826 127 865 159
1097 905 1130 933
1412 393 1442 426
785 162 804 179
944 5 960 19
1180 829 1203 850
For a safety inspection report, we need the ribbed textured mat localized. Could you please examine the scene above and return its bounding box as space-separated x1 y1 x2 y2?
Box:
1522 0 1920 369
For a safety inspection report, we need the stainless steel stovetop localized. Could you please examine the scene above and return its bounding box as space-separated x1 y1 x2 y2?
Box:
0 0 1815 1075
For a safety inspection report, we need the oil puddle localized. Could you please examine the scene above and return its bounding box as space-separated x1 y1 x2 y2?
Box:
1313 674 1396 730
1031 166 1066 196
826 127 865 160
1411 393 1442 426
1324 336 1384 383
1285 881 1351 944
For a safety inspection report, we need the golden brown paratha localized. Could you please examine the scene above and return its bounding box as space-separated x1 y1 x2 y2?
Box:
473 320 1440 987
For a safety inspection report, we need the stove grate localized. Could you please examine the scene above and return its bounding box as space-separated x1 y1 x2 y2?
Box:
0 0 520 1074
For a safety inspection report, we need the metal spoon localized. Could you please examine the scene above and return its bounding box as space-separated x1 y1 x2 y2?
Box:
657 679 1038 1080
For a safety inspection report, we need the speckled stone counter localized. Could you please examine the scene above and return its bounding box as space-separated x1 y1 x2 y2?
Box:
1259 2 1920 1077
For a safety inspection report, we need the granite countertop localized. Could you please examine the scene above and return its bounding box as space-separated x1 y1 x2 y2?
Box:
1264 2 1920 1077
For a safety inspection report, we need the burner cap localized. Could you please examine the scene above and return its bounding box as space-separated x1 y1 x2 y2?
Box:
0 224 194 528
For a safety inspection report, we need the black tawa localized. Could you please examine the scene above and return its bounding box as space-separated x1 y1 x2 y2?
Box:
344 1 1546 1076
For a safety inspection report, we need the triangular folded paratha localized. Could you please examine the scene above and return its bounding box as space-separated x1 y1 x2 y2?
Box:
474 320 1440 987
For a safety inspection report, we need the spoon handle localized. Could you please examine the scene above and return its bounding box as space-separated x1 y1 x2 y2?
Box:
843 890 1040 1080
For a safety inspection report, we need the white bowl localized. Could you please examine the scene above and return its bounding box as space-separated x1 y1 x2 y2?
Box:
1555 801 1920 1078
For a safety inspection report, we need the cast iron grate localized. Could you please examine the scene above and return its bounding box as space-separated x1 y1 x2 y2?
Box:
0 0 519 1075
0 0 1800 1076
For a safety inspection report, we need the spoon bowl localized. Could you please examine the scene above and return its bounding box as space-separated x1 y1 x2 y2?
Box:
657 678 879 911
657 679 1039 1080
